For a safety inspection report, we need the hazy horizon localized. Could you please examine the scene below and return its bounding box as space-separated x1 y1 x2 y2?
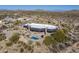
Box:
0 5 79 11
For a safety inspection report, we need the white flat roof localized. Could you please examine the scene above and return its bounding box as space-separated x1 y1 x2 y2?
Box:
24 23 58 29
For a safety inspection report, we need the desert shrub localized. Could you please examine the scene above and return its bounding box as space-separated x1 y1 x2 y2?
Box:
62 28 69 34
35 42 41 46
51 29 70 43
43 36 52 46
43 36 57 46
6 41 13 46
22 42 29 49
20 48 24 53
27 45 32 51
48 21 51 24
4 50 8 53
0 33 6 41
9 33 20 43
44 29 70 46
61 23 71 31
23 44 29 49
17 41 29 49
28 40 33 45
18 41 24 44
14 20 22 25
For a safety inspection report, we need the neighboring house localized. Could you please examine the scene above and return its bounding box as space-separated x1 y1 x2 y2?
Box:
23 23 58 32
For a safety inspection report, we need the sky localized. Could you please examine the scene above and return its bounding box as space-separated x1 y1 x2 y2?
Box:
0 5 79 11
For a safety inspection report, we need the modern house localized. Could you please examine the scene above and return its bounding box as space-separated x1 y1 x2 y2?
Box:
23 23 58 32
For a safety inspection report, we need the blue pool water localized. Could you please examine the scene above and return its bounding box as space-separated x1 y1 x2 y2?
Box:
31 35 39 40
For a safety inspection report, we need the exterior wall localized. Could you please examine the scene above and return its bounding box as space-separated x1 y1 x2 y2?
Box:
30 27 45 32
47 28 58 32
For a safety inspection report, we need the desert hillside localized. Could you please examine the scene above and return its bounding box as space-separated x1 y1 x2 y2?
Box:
0 10 79 53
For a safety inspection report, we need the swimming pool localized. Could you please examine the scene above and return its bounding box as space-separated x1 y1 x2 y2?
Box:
31 35 40 40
